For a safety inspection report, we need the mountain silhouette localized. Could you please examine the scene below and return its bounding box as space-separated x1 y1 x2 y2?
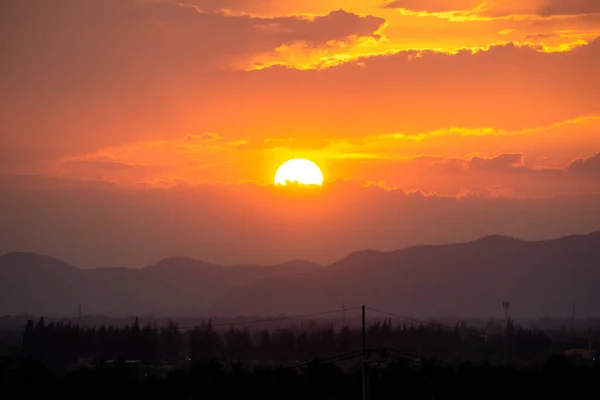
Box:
213 232 600 317
0 252 321 316
1 231 600 317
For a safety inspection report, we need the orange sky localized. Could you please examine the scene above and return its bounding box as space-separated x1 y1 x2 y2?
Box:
1 0 599 266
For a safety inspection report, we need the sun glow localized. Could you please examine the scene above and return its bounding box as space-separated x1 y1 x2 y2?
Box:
274 159 324 186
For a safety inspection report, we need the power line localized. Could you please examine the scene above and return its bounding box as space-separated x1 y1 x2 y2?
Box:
366 307 426 325
177 307 362 331
367 306 465 331
366 307 504 337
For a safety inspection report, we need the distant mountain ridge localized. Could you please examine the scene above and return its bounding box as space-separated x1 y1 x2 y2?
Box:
1 231 600 317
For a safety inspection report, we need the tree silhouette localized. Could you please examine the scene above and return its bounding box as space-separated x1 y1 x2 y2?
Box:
15 316 555 370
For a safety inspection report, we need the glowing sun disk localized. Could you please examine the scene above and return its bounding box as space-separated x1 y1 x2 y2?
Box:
274 159 324 186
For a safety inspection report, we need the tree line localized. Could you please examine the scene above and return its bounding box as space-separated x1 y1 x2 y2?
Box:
19 317 552 366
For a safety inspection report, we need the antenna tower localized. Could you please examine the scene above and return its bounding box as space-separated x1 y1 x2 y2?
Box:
502 301 510 325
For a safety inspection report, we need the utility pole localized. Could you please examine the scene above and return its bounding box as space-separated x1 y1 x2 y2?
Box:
361 305 369 400
362 305 366 357
502 301 510 362
342 303 346 327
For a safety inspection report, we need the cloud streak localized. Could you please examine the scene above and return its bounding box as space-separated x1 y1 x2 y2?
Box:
384 0 600 18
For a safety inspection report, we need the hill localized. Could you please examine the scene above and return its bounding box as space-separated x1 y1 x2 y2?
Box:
0 253 321 316
1 231 600 317
210 232 600 317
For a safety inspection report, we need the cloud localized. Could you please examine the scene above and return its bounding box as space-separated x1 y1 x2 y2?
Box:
55 161 165 185
525 33 557 39
483 0 600 18
469 153 524 172
72 161 159 172
537 0 600 16
0 0 386 163
49 133 245 185
246 137 332 150
2 175 600 268
323 151 600 198
24 113 600 197
429 152 572 176
383 0 482 13
33 141 600 207
393 116 600 170
164 0 367 15
383 0 600 18
568 153 600 175
236 39 600 138
258 9 384 42
433 153 600 195
0 1 384 73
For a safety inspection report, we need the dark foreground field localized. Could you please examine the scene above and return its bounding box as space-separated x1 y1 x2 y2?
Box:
1 356 598 400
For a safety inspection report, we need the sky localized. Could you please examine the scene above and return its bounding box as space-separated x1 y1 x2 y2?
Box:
1 0 599 268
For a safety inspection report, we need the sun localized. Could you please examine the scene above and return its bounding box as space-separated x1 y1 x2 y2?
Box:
274 158 324 186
